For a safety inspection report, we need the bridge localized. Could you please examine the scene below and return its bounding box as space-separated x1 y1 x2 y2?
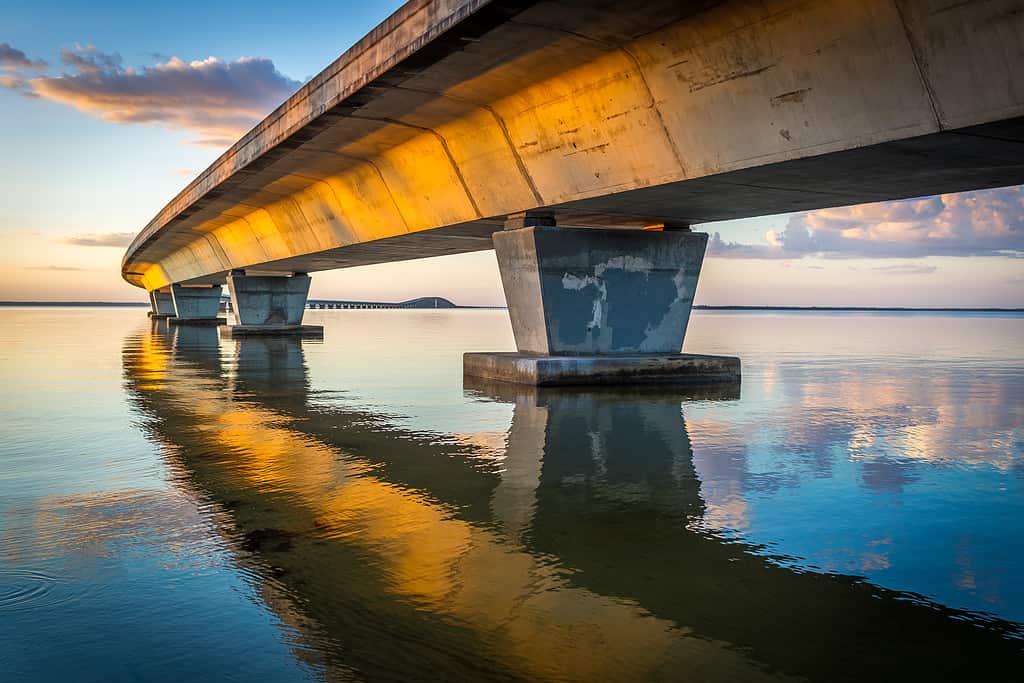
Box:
125 0 1024 384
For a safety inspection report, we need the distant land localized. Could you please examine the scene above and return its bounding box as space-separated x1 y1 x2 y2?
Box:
1 301 1021 313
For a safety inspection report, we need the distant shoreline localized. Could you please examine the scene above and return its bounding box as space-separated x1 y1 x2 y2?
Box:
1 301 1021 313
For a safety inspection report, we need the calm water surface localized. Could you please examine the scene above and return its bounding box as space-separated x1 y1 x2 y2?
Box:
1 307 1022 681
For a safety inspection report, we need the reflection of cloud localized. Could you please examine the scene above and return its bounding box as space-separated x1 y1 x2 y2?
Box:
4 490 213 565
707 186 1024 259
702 497 750 533
860 459 916 493
64 231 136 247
0 42 47 70
28 45 301 147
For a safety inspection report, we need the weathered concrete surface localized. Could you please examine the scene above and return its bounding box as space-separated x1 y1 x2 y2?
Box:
227 272 311 326
170 284 222 321
149 290 176 318
219 324 324 338
122 0 1024 291
496 226 706 354
463 352 740 386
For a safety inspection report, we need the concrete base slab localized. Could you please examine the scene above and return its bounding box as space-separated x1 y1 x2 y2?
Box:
219 324 324 338
170 317 226 326
464 352 740 386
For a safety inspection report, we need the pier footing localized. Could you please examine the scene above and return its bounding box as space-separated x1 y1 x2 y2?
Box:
170 317 227 326
464 352 740 386
219 324 324 338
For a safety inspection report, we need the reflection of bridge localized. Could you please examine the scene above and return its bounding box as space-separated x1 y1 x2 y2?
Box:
122 322 1023 681
125 0 1024 384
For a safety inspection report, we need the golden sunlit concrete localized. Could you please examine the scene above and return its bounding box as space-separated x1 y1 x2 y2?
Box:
123 0 1024 293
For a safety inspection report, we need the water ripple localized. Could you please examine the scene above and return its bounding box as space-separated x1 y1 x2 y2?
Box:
0 568 78 613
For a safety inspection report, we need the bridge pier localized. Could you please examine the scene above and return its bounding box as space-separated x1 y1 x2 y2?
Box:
464 225 739 386
221 271 323 338
148 289 176 319
169 284 225 326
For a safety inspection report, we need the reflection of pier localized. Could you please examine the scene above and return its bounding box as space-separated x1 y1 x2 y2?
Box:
123 327 1022 681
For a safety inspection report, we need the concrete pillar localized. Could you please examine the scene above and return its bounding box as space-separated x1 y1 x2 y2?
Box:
169 284 225 325
221 271 323 338
464 225 739 385
148 289 176 319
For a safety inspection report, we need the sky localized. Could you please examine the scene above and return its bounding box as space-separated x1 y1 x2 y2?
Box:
1 0 1022 307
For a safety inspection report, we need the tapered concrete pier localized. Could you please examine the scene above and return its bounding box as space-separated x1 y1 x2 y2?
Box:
464 224 739 386
148 290 175 320
220 271 323 338
169 284 225 326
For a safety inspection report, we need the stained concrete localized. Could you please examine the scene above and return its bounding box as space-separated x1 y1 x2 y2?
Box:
477 224 727 386
495 226 706 355
227 272 311 326
170 284 223 323
464 352 740 387
223 272 322 336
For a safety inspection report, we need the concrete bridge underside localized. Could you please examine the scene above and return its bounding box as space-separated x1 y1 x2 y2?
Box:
122 0 1024 291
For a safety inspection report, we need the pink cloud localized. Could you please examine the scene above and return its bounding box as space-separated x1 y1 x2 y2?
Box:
708 186 1024 259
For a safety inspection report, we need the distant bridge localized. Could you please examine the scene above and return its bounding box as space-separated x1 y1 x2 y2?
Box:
212 295 458 311
306 296 457 310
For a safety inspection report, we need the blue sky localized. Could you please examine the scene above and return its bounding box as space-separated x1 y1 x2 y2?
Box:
2 0 1022 305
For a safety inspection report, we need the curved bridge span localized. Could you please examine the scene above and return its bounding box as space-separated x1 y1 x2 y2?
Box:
125 0 1024 383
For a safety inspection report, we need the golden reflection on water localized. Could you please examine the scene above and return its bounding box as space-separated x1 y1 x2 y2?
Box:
129 324 780 681
117 318 1023 681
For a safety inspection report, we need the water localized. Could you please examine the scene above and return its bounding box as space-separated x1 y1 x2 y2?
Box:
1 307 1022 681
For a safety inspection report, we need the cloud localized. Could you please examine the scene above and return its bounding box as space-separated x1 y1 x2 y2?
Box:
64 232 135 247
0 73 28 89
174 168 195 177
58 44 122 74
0 42 47 70
28 45 301 147
25 265 88 271
707 186 1024 260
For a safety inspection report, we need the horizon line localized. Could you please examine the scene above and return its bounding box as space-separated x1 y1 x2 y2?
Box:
1 301 1022 313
